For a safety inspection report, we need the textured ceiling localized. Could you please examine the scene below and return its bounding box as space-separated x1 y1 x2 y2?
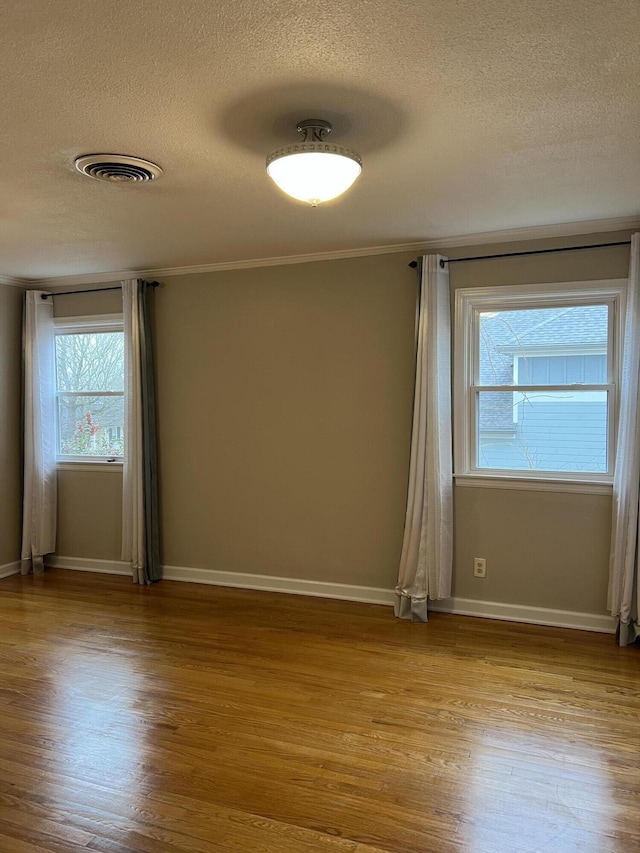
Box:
1 0 639 278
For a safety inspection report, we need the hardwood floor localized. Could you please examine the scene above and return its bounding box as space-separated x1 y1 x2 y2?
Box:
0 569 638 853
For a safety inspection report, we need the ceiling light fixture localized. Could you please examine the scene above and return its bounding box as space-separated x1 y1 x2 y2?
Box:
266 119 362 207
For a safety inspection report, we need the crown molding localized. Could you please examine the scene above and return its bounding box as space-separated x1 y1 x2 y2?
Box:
21 214 640 289
0 275 30 288
23 242 427 289
429 215 640 249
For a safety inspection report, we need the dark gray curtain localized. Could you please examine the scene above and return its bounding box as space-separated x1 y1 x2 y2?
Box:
122 278 161 584
138 282 161 583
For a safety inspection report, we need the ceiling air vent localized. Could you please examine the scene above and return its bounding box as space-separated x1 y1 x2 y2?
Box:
74 154 163 183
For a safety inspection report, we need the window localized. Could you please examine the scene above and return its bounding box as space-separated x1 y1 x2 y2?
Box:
454 281 626 488
54 314 125 463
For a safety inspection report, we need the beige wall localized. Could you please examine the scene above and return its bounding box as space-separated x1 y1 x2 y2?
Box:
53 231 632 615
0 284 24 567
453 488 612 613
56 469 122 560
54 258 418 588
446 232 629 615
52 288 123 318
155 254 417 586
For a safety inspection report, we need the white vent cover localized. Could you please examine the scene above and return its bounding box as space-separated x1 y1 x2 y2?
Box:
74 154 163 183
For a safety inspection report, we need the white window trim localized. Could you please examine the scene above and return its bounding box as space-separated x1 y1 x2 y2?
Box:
54 314 124 334
54 314 125 469
453 279 626 492
57 461 123 473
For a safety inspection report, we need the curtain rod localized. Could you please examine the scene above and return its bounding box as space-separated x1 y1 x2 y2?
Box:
407 240 631 269
40 281 160 299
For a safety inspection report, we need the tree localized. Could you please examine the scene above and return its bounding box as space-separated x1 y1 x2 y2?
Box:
56 331 125 456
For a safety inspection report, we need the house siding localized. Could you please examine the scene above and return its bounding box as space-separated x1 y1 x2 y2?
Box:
479 400 608 473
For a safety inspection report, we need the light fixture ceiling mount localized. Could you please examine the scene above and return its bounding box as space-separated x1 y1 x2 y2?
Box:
295 118 333 141
266 119 362 207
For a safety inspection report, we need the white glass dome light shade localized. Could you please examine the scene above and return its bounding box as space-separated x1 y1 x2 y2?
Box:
266 120 362 206
267 149 362 206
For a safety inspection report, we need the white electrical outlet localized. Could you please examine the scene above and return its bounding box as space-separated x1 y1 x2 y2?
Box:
473 557 487 578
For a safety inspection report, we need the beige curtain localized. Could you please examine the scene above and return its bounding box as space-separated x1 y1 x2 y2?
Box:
608 233 640 646
21 291 57 575
395 255 453 621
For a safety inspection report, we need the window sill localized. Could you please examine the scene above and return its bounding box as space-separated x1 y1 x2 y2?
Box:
57 461 123 473
454 474 612 495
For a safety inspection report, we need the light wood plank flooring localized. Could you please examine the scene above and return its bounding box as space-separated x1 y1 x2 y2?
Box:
0 569 638 852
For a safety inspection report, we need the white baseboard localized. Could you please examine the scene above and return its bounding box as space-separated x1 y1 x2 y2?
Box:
0 561 20 579
162 564 396 606
45 556 395 605
46 556 132 576
429 596 616 634
44 556 615 633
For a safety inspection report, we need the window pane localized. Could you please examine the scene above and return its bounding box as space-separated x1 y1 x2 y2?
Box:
477 390 608 473
479 305 608 385
55 332 124 392
58 395 124 457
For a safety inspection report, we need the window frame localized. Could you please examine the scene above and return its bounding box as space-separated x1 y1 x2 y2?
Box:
453 280 627 493
54 314 125 469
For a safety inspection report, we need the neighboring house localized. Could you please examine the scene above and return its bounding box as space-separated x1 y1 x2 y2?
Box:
478 305 608 473
58 400 124 458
